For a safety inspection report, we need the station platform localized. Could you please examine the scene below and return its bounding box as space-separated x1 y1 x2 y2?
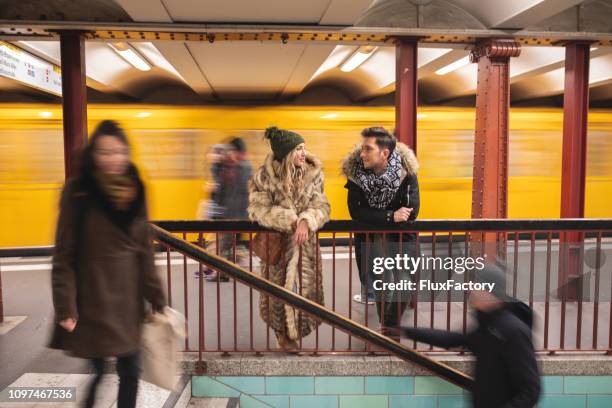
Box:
2 243 612 407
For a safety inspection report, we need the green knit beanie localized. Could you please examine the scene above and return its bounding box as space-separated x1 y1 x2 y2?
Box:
264 126 305 161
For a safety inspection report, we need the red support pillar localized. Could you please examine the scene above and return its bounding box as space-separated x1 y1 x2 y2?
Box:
59 31 88 178
469 40 521 261
0 263 3 323
559 42 590 300
395 38 418 153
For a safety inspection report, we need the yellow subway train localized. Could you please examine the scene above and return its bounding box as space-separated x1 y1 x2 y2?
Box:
1 104 611 247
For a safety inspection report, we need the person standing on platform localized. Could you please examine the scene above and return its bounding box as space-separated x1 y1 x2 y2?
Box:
205 137 252 282
248 126 330 351
342 127 420 336
49 120 167 408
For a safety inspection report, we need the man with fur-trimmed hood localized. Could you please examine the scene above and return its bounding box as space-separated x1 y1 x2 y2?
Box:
248 126 330 350
342 127 420 335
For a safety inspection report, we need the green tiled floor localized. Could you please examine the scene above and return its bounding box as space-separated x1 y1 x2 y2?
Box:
315 376 364 394
216 376 265 394
255 395 290 408
588 395 612 408
389 395 437 408
339 395 388 408
539 394 587 408
565 376 612 394
192 375 612 408
291 395 339 408
192 376 240 398
266 376 315 395
414 376 463 395
240 394 274 408
366 376 414 394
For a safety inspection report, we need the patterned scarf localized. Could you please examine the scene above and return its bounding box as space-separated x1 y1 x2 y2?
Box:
353 150 402 209
94 170 137 211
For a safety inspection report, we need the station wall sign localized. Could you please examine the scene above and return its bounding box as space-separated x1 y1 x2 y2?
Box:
0 41 61 96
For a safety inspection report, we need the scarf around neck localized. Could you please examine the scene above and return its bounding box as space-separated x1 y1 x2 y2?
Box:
353 149 403 209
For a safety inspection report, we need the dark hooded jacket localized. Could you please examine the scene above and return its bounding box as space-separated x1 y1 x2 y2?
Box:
402 301 541 408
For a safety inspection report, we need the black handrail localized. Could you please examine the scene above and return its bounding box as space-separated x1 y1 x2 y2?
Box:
150 224 475 390
155 218 612 232
1 218 611 258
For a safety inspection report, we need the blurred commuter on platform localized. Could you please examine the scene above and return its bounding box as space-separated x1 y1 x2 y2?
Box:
49 120 167 408
342 127 420 333
248 126 330 350
204 137 252 282
195 143 228 279
392 264 541 408
198 143 230 221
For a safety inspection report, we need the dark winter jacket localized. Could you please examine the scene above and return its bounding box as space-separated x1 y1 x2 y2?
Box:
49 166 167 358
402 302 541 408
215 158 252 219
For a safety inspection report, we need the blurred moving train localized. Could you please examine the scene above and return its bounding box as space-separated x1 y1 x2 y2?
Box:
0 104 611 247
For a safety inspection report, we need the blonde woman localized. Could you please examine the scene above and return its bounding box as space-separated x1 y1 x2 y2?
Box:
248 127 330 350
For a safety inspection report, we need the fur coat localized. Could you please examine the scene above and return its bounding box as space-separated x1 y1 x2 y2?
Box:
248 152 330 341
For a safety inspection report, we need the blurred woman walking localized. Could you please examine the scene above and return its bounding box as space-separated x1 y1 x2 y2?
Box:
49 120 167 408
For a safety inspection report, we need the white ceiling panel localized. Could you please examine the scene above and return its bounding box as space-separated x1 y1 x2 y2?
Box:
164 0 331 23
187 42 308 97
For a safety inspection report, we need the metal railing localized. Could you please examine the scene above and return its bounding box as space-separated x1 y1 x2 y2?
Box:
1 218 611 362
151 224 474 388
151 219 612 356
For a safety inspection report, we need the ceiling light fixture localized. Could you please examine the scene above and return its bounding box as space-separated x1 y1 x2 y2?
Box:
340 46 377 72
108 42 151 71
435 56 470 76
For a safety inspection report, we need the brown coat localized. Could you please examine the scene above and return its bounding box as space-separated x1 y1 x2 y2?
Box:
248 152 330 341
49 172 167 358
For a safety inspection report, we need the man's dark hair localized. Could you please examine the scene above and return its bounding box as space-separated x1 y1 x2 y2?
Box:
361 126 396 155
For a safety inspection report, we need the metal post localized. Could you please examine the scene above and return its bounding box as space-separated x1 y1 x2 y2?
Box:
395 38 418 153
559 42 590 300
0 262 4 323
469 39 521 260
59 31 88 178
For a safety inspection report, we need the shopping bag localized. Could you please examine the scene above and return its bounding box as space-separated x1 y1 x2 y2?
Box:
140 307 186 390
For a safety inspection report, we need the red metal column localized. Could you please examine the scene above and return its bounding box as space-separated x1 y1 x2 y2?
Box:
0 263 3 323
559 42 590 300
59 31 88 178
395 38 418 153
469 40 521 260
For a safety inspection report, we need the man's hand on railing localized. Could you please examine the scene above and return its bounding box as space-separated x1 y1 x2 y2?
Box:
393 207 413 223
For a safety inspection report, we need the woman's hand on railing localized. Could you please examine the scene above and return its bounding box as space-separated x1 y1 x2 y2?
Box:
293 219 309 245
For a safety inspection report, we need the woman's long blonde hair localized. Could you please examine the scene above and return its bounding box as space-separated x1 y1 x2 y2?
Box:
278 147 305 198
